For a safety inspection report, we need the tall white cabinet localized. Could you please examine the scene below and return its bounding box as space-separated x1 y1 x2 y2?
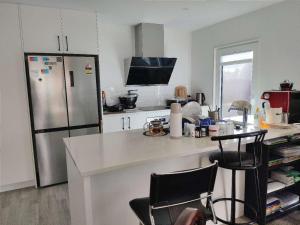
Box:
20 6 98 54
0 3 35 191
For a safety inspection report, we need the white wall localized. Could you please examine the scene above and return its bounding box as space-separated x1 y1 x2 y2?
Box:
99 22 192 107
0 3 35 191
191 1 300 106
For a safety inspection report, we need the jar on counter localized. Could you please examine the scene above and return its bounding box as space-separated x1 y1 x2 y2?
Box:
209 125 220 137
195 126 201 138
200 126 208 137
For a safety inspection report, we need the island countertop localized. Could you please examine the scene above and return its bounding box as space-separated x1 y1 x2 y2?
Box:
63 126 300 177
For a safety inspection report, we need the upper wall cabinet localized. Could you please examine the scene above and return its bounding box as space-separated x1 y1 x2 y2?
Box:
20 6 98 54
21 6 63 53
61 9 98 54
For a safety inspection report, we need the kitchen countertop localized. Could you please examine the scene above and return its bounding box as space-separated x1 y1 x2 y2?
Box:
64 126 300 177
103 106 170 115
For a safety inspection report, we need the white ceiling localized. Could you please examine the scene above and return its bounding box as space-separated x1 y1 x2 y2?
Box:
1 0 284 30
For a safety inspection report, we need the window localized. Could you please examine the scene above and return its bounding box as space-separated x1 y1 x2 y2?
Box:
221 52 253 117
214 42 257 118
221 51 253 63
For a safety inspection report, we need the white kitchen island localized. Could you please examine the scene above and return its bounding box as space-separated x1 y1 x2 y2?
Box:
64 127 300 225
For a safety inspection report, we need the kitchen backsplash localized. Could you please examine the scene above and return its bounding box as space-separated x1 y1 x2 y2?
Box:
103 85 182 107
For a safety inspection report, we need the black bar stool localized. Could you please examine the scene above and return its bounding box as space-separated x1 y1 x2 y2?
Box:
209 130 267 225
129 162 218 225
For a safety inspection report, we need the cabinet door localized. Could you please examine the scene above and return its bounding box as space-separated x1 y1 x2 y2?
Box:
20 5 62 53
127 113 147 130
64 56 99 127
26 55 68 130
129 110 170 130
35 131 69 187
61 9 98 54
103 114 127 133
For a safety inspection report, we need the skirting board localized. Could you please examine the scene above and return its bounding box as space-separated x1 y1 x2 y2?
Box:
0 180 35 193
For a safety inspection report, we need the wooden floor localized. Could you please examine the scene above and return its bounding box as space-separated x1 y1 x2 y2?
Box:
0 184 70 225
0 184 299 225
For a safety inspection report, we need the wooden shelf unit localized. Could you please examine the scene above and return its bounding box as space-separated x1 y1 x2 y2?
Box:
244 136 300 225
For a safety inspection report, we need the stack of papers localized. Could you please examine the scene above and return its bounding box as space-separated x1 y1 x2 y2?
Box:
273 146 300 157
268 155 284 167
267 178 286 194
282 155 300 163
271 166 300 185
271 170 295 185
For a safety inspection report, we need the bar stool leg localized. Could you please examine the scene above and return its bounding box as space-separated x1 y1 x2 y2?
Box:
254 168 262 223
231 170 236 224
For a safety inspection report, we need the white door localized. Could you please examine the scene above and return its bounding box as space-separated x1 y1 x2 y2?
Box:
20 5 63 53
103 114 127 133
61 9 98 54
214 41 258 118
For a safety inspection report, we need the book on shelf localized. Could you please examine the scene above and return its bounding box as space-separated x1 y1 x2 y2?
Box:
271 166 300 185
266 191 299 215
273 146 300 158
267 178 285 194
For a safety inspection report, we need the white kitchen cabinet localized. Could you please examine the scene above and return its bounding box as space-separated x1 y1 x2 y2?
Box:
127 113 146 130
61 9 98 54
20 6 98 54
0 3 35 190
20 5 63 53
103 110 170 133
102 113 127 133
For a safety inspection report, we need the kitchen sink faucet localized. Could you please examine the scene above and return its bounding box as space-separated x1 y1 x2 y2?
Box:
228 100 251 128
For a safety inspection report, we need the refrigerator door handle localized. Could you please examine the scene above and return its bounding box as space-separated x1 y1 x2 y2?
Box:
57 36 61 51
69 71 74 87
122 117 125 130
65 36 69 51
128 116 131 130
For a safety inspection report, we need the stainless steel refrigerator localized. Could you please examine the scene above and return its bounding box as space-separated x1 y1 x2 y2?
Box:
25 54 101 187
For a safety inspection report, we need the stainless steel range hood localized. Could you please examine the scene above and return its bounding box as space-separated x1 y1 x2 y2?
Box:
125 23 177 86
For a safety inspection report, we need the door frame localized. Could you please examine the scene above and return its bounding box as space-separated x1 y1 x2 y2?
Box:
213 39 259 110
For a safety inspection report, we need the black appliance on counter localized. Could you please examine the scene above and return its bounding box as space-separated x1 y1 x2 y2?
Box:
119 90 138 109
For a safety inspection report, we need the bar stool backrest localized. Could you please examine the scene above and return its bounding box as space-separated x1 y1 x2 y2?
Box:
149 162 218 208
148 162 218 225
211 130 267 168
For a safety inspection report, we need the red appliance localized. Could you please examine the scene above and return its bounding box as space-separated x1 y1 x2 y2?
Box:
261 91 300 123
